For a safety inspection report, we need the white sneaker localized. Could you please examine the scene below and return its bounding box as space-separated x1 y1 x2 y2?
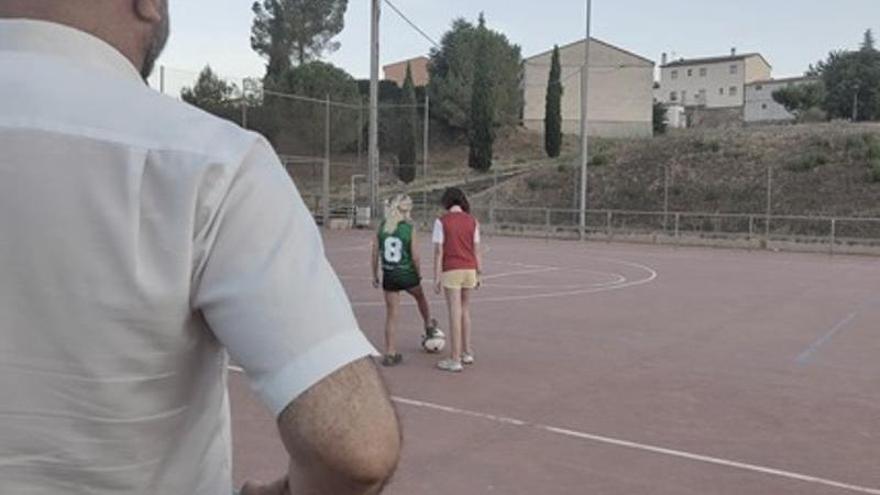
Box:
437 359 463 372
461 352 475 365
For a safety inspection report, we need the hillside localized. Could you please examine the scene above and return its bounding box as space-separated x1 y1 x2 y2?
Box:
474 123 880 219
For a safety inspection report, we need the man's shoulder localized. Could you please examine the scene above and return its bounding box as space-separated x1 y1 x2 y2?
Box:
128 87 264 162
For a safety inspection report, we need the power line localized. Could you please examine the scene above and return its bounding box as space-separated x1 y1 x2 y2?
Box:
383 0 441 49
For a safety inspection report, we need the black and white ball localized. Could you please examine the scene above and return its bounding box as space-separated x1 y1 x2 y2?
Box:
422 328 446 353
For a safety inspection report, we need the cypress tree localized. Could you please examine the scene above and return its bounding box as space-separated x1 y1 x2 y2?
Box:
398 63 418 183
544 45 563 158
468 14 494 171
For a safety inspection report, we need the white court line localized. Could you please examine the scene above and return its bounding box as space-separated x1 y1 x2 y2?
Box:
796 312 859 364
391 397 880 495
225 367 880 495
349 257 658 307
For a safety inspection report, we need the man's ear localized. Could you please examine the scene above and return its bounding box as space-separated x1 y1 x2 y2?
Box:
134 0 163 23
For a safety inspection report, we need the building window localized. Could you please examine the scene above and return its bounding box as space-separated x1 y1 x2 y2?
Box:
719 87 725 95
687 69 693 77
730 64 738 74
698 89 706 101
671 70 679 80
670 91 677 102
755 84 763 91
681 90 687 103
699 67 707 77
761 103 768 109
729 86 738 96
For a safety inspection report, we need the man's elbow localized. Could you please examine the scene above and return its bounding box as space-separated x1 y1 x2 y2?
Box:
335 418 402 488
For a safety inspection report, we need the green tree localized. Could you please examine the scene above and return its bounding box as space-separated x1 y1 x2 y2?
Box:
263 61 361 154
772 82 826 120
251 0 348 82
429 14 522 132
862 28 876 51
811 30 880 121
468 16 494 171
544 45 563 158
652 101 667 135
397 63 418 183
181 66 241 122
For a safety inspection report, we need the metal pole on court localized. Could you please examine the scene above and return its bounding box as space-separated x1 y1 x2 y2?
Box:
765 166 772 243
159 65 165 94
323 94 331 228
369 0 381 222
578 0 592 241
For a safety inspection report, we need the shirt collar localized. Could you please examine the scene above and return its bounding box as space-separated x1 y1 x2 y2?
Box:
0 19 142 82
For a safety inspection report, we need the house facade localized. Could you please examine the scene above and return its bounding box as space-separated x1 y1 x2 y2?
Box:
744 76 818 123
383 56 429 87
657 50 772 109
522 38 655 138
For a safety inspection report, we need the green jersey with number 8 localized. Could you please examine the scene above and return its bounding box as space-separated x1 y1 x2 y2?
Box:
377 221 420 291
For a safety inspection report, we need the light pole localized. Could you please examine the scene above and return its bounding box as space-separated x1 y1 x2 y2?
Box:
369 0 381 223
578 0 592 241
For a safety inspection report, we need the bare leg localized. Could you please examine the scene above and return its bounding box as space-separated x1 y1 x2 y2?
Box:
461 287 472 355
444 287 463 362
383 291 400 355
406 285 432 327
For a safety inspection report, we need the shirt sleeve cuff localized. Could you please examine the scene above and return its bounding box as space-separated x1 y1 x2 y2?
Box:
253 331 380 417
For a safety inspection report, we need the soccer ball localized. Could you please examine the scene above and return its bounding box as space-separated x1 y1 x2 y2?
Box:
422 328 446 353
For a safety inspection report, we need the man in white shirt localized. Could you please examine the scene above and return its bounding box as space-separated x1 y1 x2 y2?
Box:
0 1 400 494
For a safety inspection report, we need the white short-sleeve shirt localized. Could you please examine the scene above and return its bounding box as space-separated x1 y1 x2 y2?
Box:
0 20 376 495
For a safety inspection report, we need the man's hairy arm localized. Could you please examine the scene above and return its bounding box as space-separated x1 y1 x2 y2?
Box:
243 358 401 495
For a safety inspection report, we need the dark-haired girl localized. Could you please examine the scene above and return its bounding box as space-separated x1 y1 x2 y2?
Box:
432 188 482 372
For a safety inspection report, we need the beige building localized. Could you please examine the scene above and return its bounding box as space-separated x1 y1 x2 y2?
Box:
383 56 429 87
522 38 655 138
657 50 771 108
744 76 818 123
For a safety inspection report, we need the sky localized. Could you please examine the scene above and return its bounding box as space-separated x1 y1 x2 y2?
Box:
156 0 880 92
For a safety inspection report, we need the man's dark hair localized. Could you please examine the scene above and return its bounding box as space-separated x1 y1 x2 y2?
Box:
440 187 470 213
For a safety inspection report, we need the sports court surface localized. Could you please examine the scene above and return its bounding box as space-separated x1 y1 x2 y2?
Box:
229 230 880 494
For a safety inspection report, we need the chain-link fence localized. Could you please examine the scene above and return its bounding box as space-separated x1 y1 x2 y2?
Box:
150 66 880 255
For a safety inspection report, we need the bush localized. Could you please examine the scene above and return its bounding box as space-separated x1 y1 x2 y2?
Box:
788 152 830 172
869 159 880 183
589 153 610 167
693 138 721 153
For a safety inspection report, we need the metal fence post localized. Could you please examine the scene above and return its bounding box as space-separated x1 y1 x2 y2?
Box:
830 218 837 256
765 167 773 247
663 164 670 232
674 213 681 247
322 94 331 228
545 208 552 239
606 210 613 241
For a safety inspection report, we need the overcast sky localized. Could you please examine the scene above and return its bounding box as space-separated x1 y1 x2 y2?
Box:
156 0 880 89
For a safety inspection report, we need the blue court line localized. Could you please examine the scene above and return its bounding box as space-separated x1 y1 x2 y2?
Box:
796 311 859 364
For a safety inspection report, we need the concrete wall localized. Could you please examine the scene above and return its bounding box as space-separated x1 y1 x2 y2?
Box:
522 39 654 139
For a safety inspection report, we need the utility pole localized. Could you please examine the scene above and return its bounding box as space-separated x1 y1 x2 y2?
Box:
369 0 381 221
578 0 592 241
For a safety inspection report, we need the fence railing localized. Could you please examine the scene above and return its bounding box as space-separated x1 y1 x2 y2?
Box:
403 205 880 256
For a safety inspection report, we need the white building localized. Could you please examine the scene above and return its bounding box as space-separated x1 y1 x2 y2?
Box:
744 76 818 123
657 50 772 109
522 38 655 138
